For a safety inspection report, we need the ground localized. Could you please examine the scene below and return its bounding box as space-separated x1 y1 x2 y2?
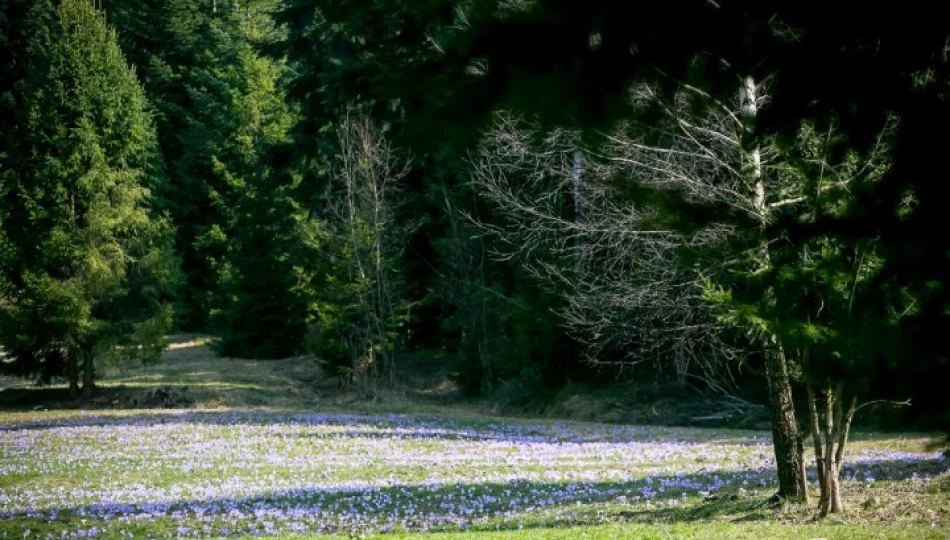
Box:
0 338 948 539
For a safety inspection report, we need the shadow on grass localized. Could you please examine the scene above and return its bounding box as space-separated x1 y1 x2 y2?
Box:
0 408 773 444
0 382 291 411
1 408 944 453
2 409 947 534
1 455 947 536
0 386 79 409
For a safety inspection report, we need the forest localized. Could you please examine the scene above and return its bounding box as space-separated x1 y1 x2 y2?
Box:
1 0 949 538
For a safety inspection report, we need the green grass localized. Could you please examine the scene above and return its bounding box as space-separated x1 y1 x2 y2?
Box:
244 522 948 540
0 337 948 539
0 334 324 410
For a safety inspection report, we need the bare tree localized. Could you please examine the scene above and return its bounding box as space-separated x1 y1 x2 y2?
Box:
470 77 900 510
327 114 412 393
469 95 744 388
469 78 812 498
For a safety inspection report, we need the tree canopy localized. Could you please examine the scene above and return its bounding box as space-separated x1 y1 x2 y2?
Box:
0 0 177 395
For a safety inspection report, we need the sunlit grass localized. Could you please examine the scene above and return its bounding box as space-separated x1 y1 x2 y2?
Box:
1 338 947 539
1 408 947 539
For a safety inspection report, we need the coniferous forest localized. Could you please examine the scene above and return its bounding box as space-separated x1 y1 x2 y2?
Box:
1 1 950 536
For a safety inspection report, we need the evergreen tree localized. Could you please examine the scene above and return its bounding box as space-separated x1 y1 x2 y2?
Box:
702 117 904 514
108 0 318 357
317 0 948 504
279 0 580 391
213 43 316 358
145 0 268 330
0 0 177 396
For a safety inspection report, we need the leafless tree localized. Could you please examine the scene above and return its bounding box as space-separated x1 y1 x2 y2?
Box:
470 77 899 511
468 88 754 389
327 114 412 393
469 77 812 498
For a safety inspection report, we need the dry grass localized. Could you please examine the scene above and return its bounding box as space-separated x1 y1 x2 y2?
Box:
0 334 323 410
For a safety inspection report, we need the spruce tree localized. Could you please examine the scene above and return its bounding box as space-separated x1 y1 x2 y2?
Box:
108 0 317 357
211 42 314 359
0 0 177 397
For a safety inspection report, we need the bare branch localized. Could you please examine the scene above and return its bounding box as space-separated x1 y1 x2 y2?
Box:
466 98 751 385
854 398 912 414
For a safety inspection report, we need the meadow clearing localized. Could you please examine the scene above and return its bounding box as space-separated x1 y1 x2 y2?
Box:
1 339 948 539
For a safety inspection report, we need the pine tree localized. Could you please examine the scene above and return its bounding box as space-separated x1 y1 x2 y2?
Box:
213 34 315 359
701 116 905 514
0 0 177 397
107 0 318 357
317 0 948 505
141 0 253 330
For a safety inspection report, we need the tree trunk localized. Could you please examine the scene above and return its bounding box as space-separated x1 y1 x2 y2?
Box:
571 148 585 265
478 255 494 391
740 75 808 503
81 349 95 398
764 347 809 502
806 381 828 508
67 349 80 399
823 461 842 515
808 379 857 516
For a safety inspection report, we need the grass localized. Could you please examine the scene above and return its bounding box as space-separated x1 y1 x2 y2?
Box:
0 337 948 539
0 335 326 410
260 523 948 540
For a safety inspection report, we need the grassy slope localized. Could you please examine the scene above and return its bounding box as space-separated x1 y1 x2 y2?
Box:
0 335 327 410
1 337 948 539
265 523 947 540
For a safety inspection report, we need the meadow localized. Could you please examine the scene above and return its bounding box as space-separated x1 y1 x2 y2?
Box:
1 339 948 539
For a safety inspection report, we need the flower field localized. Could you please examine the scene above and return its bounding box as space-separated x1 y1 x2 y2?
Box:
1 409 948 539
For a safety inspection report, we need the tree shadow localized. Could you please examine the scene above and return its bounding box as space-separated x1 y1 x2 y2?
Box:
0 381 289 411
0 409 769 443
0 386 79 409
3 409 946 535
1 455 946 535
